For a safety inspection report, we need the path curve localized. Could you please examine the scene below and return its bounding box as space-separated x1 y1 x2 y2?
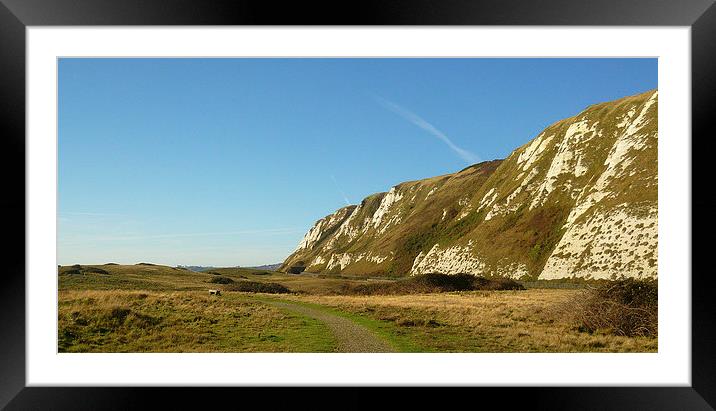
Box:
267 300 395 353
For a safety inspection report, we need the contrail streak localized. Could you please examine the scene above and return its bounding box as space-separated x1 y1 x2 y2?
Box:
330 174 351 205
375 96 480 164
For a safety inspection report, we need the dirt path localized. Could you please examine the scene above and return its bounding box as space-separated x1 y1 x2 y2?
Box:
267 300 395 353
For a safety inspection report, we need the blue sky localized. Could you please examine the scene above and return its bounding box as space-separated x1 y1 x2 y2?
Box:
58 58 657 266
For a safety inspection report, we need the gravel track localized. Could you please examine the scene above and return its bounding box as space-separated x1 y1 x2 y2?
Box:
267 301 395 353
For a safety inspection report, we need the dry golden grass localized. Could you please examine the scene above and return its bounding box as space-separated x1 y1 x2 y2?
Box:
240 273 394 295
58 290 336 352
58 264 658 352
58 264 213 291
271 289 657 352
57 263 398 295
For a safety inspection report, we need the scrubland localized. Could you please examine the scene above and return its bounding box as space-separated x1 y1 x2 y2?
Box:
58 264 657 352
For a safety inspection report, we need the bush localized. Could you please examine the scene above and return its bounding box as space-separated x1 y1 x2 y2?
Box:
208 276 234 284
473 276 525 291
286 261 306 274
83 267 109 275
225 281 291 294
336 273 524 295
570 278 657 337
64 269 82 275
413 273 477 290
110 307 131 323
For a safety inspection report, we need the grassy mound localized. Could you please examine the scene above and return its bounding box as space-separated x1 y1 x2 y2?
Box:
569 278 657 337
225 281 292 294
208 276 234 284
83 267 110 275
336 273 524 295
60 265 109 275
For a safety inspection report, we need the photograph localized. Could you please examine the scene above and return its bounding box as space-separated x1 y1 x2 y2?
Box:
4 0 712 405
57 57 659 353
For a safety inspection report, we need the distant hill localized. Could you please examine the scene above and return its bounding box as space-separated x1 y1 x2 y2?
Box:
247 263 282 271
282 90 658 281
176 265 219 272
175 264 280 272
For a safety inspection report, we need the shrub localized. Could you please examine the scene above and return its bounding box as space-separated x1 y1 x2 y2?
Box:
413 273 477 290
287 266 306 274
569 278 657 337
286 261 306 274
110 307 131 323
226 281 291 294
83 267 109 275
208 276 234 284
473 276 525 291
335 273 524 295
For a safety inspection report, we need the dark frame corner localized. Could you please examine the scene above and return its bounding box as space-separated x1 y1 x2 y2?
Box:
2 0 714 409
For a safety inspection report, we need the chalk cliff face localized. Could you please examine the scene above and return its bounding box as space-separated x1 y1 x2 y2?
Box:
281 90 658 280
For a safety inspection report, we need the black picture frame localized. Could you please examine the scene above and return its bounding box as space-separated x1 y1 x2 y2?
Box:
2 0 714 409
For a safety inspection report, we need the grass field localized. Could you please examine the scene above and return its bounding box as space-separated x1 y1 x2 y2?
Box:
59 290 336 352
58 264 657 352
267 291 656 352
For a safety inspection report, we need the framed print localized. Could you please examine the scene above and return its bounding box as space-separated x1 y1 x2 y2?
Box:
2 0 715 409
